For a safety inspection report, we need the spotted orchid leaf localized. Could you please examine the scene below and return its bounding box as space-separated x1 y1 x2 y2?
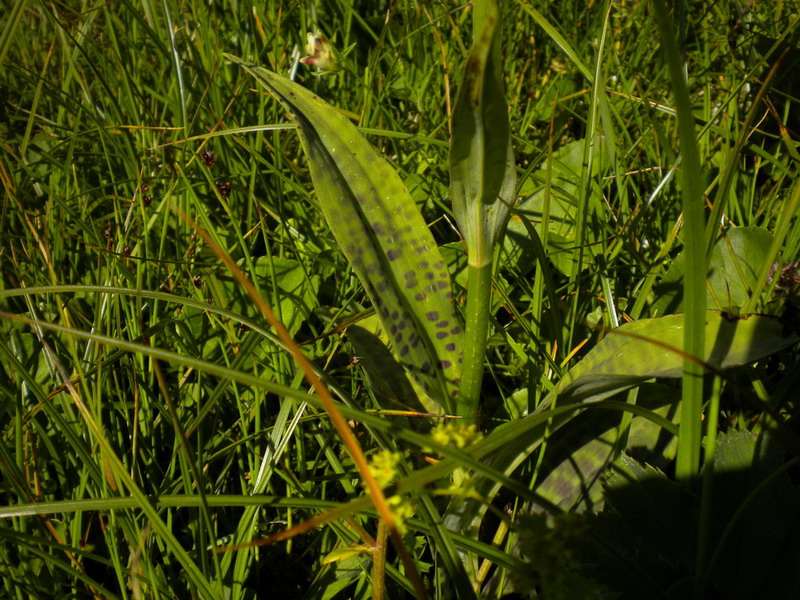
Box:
449 1 516 268
226 55 463 411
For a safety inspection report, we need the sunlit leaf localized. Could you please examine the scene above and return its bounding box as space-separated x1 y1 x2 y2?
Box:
653 226 774 315
322 544 373 565
447 311 799 536
227 55 463 411
449 1 516 268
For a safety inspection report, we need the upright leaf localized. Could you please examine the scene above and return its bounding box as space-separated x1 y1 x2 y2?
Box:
450 1 516 267
448 0 516 421
227 55 463 411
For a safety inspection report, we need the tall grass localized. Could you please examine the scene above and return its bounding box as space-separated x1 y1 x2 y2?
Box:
1 1 799 598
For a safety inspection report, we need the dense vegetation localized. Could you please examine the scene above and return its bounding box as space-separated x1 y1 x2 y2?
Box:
1 1 799 598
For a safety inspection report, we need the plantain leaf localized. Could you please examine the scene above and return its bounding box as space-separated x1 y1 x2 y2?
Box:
482 310 800 489
652 226 774 315
547 311 798 407
226 55 463 411
446 311 799 536
449 0 516 268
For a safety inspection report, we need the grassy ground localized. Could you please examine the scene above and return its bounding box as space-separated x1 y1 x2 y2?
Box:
2 1 799 598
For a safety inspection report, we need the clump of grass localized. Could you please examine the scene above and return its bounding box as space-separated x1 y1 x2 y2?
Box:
1 1 799 599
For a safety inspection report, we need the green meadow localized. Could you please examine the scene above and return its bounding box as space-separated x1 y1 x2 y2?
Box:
1 1 799 598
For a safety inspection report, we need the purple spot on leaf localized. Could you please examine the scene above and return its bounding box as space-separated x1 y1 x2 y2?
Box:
371 222 386 235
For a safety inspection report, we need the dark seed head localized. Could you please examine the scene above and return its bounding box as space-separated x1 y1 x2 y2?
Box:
215 181 232 198
200 149 216 168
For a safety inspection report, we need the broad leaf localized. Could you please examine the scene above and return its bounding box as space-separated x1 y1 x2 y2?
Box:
505 139 604 276
534 384 680 513
227 55 463 411
653 226 774 315
545 310 797 407
580 431 800 598
446 311 799 537
490 311 799 472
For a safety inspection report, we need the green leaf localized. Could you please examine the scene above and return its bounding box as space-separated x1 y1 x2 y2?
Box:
449 0 516 422
447 306 799 544
449 0 516 268
322 545 373 565
534 384 680 513
506 139 599 275
578 431 800 598
345 315 434 412
653 226 774 315
227 55 463 411
463 311 799 514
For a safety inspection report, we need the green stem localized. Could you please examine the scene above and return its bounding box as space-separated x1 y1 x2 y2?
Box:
653 0 706 484
457 262 493 423
372 519 388 600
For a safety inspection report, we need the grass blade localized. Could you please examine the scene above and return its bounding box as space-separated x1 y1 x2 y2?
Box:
652 0 707 482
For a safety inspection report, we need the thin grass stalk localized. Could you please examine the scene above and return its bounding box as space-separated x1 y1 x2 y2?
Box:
0 0 27 70
653 0 707 483
20 330 218 597
151 358 224 588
